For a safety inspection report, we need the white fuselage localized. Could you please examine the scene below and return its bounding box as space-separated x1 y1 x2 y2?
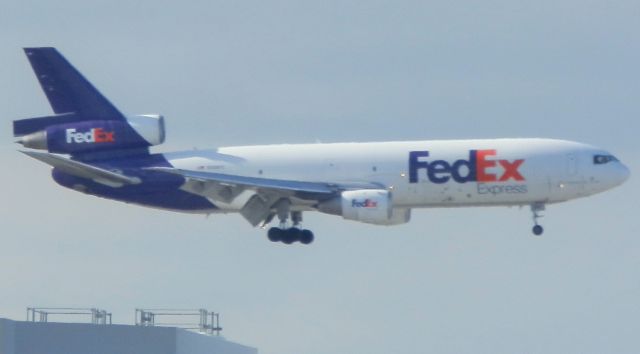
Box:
165 138 629 213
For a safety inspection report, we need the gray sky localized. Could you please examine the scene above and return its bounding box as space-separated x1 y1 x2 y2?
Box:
1 1 638 353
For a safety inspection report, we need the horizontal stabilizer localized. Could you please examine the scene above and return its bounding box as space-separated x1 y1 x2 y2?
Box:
23 47 125 121
13 112 80 137
21 150 141 187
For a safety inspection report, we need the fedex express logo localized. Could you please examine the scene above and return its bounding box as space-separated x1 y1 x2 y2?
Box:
409 149 525 184
352 199 378 208
66 128 115 144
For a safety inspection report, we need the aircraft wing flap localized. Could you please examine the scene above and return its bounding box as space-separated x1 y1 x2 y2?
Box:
21 150 140 187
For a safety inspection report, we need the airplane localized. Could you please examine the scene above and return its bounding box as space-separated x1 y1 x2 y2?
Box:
14 47 630 245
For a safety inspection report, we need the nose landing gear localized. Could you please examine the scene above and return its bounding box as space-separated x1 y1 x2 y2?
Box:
531 203 545 236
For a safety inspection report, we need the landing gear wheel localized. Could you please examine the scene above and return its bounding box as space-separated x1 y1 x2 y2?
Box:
265 203 315 245
282 228 301 244
300 229 314 244
532 225 544 236
268 227 282 242
530 203 546 237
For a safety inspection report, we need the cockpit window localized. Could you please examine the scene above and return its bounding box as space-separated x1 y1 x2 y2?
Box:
593 155 618 165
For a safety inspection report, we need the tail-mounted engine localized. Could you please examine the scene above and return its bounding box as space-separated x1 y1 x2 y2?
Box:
14 48 166 157
14 114 165 155
318 189 411 225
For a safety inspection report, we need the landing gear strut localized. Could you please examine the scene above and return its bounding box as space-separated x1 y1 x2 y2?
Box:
267 199 314 245
531 203 545 236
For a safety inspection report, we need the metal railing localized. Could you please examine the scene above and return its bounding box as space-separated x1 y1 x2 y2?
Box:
135 308 222 335
24 306 222 334
26 307 112 325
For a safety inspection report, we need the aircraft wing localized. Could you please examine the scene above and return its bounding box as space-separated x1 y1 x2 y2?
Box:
150 167 382 195
151 167 337 194
149 167 384 226
21 150 141 187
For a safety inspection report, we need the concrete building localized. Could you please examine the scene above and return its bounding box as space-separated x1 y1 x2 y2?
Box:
0 318 257 354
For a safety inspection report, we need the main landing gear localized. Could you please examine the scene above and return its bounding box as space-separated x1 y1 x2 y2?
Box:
266 200 314 245
268 227 314 245
530 202 545 236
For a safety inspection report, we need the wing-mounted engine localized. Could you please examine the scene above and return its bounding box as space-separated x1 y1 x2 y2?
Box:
15 114 165 154
318 189 411 225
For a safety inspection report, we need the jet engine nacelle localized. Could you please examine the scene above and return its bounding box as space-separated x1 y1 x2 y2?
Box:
16 114 165 154
125 114 166 146
318 189 411 225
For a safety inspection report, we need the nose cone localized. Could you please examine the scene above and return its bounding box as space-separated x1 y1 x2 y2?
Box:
618 163 631 185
